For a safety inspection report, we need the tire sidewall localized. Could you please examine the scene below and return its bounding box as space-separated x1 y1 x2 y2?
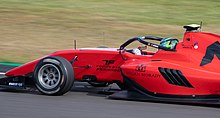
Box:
34 56 72 95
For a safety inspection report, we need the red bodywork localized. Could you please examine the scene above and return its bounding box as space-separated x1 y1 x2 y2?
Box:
5 31 220 96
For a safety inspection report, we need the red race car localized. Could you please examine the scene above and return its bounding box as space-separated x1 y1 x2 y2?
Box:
1 24 220 104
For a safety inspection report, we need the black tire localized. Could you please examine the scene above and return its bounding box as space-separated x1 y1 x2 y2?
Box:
33 56 74 95
88 81 109 87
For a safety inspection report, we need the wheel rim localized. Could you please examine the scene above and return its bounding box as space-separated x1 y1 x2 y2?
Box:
38 64 61 89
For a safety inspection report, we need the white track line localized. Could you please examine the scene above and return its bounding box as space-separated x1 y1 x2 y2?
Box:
0 72 5 75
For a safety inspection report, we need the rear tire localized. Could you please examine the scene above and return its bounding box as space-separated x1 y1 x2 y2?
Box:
33 56 74 95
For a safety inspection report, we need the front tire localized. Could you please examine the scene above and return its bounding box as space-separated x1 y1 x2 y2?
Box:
33 56 74 95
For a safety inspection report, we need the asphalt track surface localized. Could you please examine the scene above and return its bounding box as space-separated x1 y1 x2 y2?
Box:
0 65 220 118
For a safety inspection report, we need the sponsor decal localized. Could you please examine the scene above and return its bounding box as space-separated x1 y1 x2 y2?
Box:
9 83 23 87
125 71 161 78
125 64 160 78
96 65 120 72
136 64 146 72
96 60 120 72
102 60 115 65
193 42 199 49
142 73 161 78
182 42 199 49
182 44 193 49
151 44 159 48
200 41 220 66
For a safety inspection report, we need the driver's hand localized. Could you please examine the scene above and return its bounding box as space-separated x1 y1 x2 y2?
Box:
138 46 147 50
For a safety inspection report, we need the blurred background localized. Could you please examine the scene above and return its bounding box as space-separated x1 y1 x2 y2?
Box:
0 0 219 63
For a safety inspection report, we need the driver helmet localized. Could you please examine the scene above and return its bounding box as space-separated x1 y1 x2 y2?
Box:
160 38 178 50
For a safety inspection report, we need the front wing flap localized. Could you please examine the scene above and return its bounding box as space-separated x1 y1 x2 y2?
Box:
0 76 25 89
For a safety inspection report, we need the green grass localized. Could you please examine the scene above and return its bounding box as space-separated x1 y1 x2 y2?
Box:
1 0 219 25
0 0 220 62
0 62 22 66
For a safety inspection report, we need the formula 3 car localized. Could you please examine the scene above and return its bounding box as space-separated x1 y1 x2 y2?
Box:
1 24 220 104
